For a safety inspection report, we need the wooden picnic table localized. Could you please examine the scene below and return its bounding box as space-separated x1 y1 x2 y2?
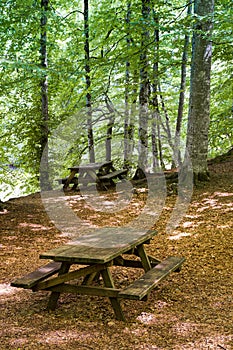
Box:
62 161 127 190
11 227 185 321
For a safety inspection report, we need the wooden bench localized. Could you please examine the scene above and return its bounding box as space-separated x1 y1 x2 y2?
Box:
99 169 127 181
11 261 62 289
57 177 79 185
57 177 93 189
118 256 185 300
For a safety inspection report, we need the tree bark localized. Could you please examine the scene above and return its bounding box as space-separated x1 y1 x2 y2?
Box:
124 1 132 169
151 10 159 171
186 0 214 182
105 96 115 162
138 0 150 175
84 0 95 163
40 0 50 190
174 1 192 167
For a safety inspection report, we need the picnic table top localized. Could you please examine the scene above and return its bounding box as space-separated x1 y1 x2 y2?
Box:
40 227 157 264
68 161 113 171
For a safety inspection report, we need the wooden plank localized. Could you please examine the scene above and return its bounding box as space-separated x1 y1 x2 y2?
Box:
113 256 143 268
40 228 158 264
63 169 78 189
118 256 185 300
136 244 151 272
148 255 161 266
46 284 121 298
11 262 62 289
34 263 110 291
47 262 71 310
101 267 126 321
99 169 127 180
57 177 79 185
69 161 112 171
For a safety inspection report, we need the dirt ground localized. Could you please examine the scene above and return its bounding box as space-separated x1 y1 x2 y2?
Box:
0 154 232 350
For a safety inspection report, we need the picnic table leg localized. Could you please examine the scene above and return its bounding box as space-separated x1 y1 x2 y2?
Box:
63 170 77 190
47 262 71 310
136 244 151 272
101 267 126 321
136 244 153 301
82 272 100 285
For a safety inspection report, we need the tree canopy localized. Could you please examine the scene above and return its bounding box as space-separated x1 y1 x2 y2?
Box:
0 0 232 200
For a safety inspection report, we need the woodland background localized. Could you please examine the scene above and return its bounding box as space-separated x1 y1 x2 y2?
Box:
0 1 233 349
0 0 232 201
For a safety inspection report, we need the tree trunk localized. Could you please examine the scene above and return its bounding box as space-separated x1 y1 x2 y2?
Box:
124 1 132 169
138 0 150 175
84 0 95 163
40 0 50 190
151 11 159 171
174 1 192 167
105 96 115 162
158 84 173 168
186 0 214 183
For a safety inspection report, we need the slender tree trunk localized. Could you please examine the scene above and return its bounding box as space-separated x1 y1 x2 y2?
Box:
186 0 214 183
124 1 131 169
84 0 95 163
128 70 138 165
106 117 114 162
137 0 150 177
174 1 192 167
158 84 173 156
151 11 159 171
105 96 115 162
40 0 50 190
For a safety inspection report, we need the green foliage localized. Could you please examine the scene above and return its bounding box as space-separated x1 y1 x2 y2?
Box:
0 0 232 199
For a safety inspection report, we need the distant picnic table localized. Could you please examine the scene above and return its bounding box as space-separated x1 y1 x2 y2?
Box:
11 227 185 321
59 161 127 190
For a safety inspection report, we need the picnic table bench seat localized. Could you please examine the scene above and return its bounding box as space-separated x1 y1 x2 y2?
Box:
57 177 93 186
11 261 62 289
57 177 79 185
119 256 185 300
98 169 127 180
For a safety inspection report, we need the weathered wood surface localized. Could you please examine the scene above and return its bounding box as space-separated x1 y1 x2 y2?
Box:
40 228 158 264
118 256 185 300
47 284 121 298
101 266 126 321
99 169 127 180
33 263 111 291
11 261 62 289
68 161 113 171
57 177 79 185
63 161 114 189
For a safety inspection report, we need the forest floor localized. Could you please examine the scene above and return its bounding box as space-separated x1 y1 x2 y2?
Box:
0 151 233 350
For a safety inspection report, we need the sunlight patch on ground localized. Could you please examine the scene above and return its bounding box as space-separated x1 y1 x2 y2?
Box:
0 283 17 296
172 321 200 336
137 312 158 324
18 222 53 231
168 231 193 240
217 225 231 229
195 192 233 214
182 221 195 228
213 191 233 197
42 329 92 344
137 304 169 325
8 328 95 348
172 334 232 350
0 209 8 215
185 214 201 219
181 220 205 229
137 345 161 349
